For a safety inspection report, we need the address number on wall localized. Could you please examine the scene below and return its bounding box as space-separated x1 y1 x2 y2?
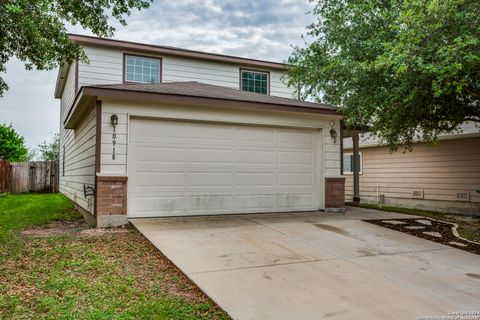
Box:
112 126 116 160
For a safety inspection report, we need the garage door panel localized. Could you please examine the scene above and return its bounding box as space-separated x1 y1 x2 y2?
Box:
128 118 322 217
278 129 315 146
236 150 274 164
134 171 185 187
136 196 186 213
133 146 185 164
236 127 275 145
189 148 232 164
190 172 233 187
187 195 234 211
189 124 233 141
278 151 315 166
277 194 314 209
131 120 188 140
236 173 274 186
235 195 275 209
278 173 313 187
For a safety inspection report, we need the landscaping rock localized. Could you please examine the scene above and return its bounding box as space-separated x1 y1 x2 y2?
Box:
422 231 442 238
449 241 467 247
381 220 407 225
415 219 432 226
365 218 480 255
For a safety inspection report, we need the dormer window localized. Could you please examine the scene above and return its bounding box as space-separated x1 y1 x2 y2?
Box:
240 69 269 94
124 54 161 83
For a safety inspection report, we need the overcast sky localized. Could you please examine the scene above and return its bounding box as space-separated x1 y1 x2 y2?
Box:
0 0 314 150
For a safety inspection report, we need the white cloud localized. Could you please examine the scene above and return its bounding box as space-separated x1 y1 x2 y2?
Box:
0 0 315 150
0 58 59 150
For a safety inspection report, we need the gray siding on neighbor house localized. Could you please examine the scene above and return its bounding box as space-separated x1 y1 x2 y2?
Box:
344 137 480 212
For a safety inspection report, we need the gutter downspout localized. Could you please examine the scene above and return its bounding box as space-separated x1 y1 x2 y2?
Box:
352 133 360 205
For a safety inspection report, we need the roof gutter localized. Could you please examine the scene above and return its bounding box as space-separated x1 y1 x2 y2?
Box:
64 86 343 128
54 61 70 98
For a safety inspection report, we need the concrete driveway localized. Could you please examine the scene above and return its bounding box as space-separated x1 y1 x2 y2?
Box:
131 207 480 320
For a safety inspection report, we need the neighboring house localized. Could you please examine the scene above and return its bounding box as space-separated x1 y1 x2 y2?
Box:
54 34 344 227
343 123 480 214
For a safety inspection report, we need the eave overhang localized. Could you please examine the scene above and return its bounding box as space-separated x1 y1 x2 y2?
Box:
64 87 344 129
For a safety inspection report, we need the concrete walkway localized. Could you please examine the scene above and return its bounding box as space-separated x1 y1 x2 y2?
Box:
131 207 480 320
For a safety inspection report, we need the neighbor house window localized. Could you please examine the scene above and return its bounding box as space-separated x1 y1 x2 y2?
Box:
240 69 269 94
343 152 362 175
125 55 161 83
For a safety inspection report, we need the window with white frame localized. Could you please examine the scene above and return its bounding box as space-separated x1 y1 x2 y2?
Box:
343 152 362 174
240 69 269 94
125 55 161 83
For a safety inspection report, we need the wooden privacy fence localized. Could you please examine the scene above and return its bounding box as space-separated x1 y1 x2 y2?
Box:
0 160 59 194
0 160 10 193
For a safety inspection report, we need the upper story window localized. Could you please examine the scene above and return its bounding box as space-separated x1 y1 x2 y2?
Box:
125 54 161 83
240 69 269 94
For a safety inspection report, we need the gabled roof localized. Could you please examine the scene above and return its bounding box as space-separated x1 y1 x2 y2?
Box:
64 82 342 128
55 34 290 98
68 34 288 70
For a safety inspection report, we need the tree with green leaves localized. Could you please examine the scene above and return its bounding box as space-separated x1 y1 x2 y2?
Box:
37 133 60 161
0 124 29 161
288 0 480 148
0 0 151 96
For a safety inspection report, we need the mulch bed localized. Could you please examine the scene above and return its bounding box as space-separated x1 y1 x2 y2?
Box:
365 218 480 255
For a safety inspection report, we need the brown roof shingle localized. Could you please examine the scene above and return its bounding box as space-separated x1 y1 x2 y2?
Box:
86 81 338 112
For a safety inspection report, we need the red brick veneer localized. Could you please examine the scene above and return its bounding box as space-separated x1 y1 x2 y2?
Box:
96 176 127 216
325 177 345 210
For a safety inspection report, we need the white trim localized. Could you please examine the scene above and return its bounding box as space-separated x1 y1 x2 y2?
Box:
96 173 128 177
124 54 161 83
240 69 270 95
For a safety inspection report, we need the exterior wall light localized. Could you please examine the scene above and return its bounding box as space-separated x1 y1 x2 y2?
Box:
329 121 337 144
110 114 119 126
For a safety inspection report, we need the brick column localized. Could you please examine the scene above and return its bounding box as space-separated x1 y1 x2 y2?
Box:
325 177 345 213
95 176 128 227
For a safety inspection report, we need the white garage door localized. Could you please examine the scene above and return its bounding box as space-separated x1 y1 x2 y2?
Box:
128 118 323 217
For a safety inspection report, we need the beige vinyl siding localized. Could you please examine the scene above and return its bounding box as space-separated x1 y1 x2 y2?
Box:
270 72 292 98
324 140 341 177
60 62 76 123
59 105 96 214
99 99 341 198
59 61 97 214
77 45 294 98
345 137 480 206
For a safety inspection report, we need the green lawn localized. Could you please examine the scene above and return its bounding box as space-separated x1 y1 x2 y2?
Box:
0 193 80 241
0 194 229 320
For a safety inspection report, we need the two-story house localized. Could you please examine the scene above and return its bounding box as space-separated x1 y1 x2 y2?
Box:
54 34 344 227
